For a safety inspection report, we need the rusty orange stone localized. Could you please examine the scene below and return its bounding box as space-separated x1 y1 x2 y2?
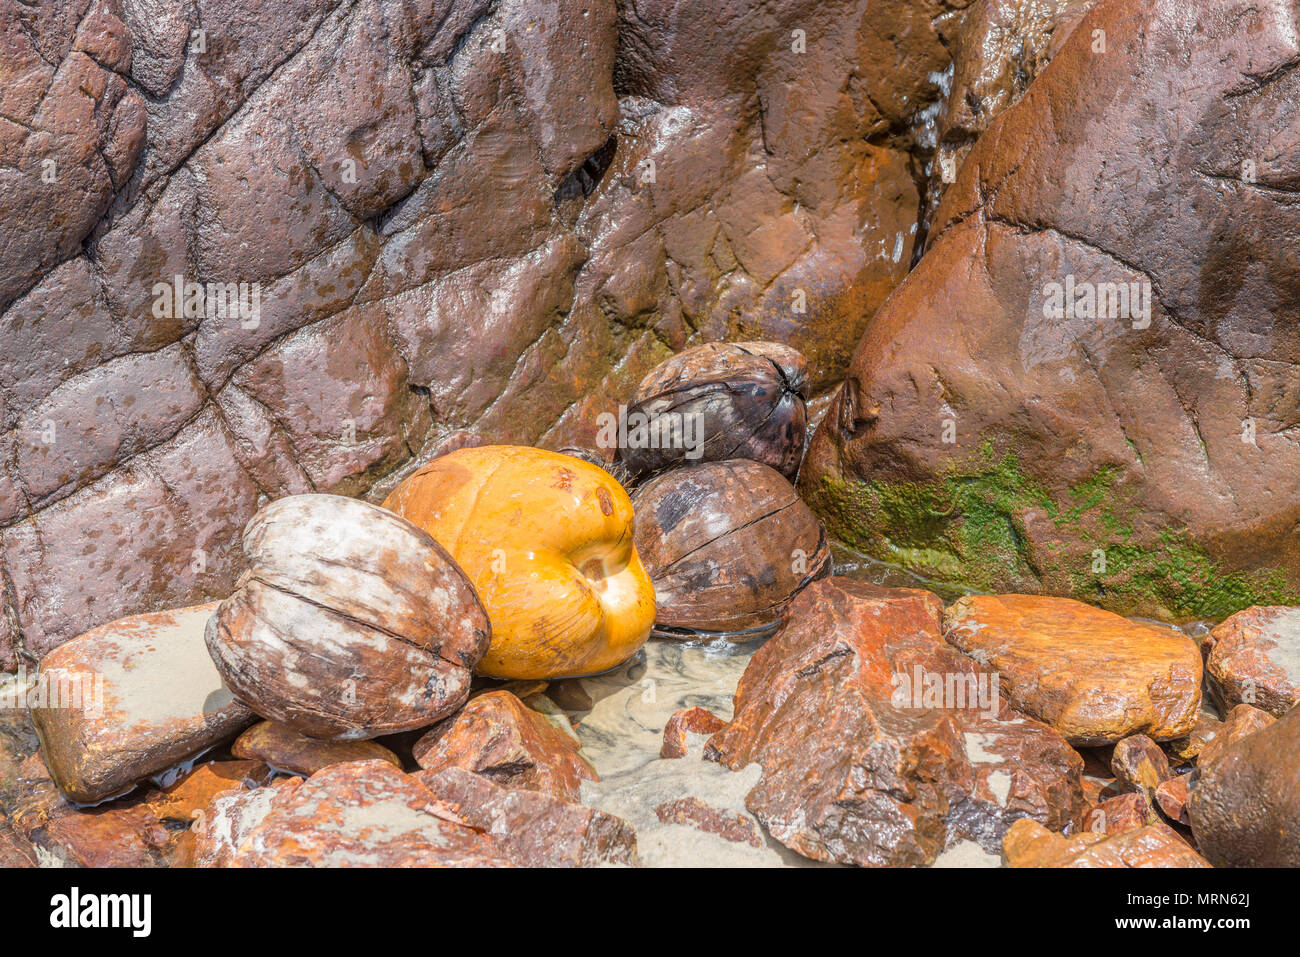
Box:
412 690 596 802
232 721 402 776
1002 818 1209 868
943 595 1202 745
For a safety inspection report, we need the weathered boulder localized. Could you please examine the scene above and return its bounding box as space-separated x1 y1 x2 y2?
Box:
942 595 1202 744
413 766 637 867
232 721 401 777
1189 705 1300 867
30 603 254 803
705 577 1083 865
195 759 635 867
633 459 831 636
1195 703 1274 769
1003 818 1209 868
412 690 597 803
801 0 1300 621
1202 606 1300 717
206 494 490 739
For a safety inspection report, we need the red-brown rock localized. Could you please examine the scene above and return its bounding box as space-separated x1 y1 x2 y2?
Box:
1154 775 1191 827
415 767 637 868
232 721 402 777
216 762 509 868
1202 606 1300 717
1195 704 1275 770
412 691 596 803
706 577 1084 865
800 0 1300 620
1111 735 1172 800
29 603 254 803
1003 818 1210 868
195 760 635 867
0 813 38 868
654 797 763 849
1082 792 1158 835
946 704 1087 853
1189 704 1300 867
9 753 172 868
661 707 729 759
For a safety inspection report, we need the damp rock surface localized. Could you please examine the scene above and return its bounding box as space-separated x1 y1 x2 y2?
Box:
30 603 254 804
942 595 1203 745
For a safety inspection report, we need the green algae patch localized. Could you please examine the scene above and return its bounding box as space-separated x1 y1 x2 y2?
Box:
808 443 1300 621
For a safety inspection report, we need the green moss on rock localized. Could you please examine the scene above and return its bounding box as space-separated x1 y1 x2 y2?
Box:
808 442 1300 621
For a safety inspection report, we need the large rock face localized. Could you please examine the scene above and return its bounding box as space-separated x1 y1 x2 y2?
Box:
0 0 969 664
800 0 1300 621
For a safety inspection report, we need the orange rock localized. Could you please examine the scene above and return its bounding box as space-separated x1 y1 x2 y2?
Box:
232 721 402 776
29 603 254 803
1083 792 1158 834
943 595 1202 745
10 754 172 868
1202 606 1300 717
412 690 595 802
1154 775 1191 826
1196 704 1274 769
0 813 37 867
383 446 656 679
1002 818 1209 868
1111 735 1171 799
148 760 275 822
661 707 728 759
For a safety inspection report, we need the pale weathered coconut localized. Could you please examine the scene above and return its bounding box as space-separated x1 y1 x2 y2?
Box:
617 342 809 481
632 459 830 636
205 494 490 740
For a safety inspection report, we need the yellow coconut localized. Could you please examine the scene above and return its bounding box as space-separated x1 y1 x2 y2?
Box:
382 446 655 679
